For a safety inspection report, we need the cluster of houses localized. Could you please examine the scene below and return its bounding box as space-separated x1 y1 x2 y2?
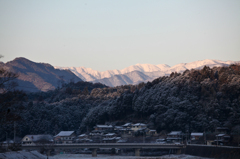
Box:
20 123 232 146
160 127 231 146
21 123 158 145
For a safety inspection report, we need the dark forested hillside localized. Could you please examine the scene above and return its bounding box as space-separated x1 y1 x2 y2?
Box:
80 64 240 133
1 64 239 141
0 80 142 140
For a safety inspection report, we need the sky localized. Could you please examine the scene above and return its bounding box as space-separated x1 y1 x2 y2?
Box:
0 0 240 71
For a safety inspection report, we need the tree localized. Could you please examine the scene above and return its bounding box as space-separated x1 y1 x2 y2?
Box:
82 87 89 95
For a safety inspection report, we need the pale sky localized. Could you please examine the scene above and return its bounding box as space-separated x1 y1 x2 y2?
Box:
0 0 239 71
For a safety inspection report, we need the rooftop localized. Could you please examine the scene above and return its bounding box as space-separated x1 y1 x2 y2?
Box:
122 123 132 127
191 132 203 136
78 134 88 137
55 131 74 137
168 131 182 135
132 123 146 126
95 125 113 128
114 126 123 129
105 133 116 136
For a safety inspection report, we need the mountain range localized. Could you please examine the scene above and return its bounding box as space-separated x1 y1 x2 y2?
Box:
1 58 238 91
0 57 82 92
56 59 239 87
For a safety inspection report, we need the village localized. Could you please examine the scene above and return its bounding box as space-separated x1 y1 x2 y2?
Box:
17 123 232 147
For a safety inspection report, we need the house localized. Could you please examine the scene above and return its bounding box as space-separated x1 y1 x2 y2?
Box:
156 138 166 144
78 134 88 139
102 136 121 143
1 140 14 147
133 127 149 137
146 130 158 137
89 130 105 143
191 132 204 144
90 130 104 136
114 126 123 131
104 133 117 138
122 123 132 129
207 140 215 145
215 127 229 134
206 133 216 145
119 123 133 136
77 138 93 143
22 135 53 145
118 128 134 136
76 134 92 143
94 125 113 132
215 134 231 146
131 123 147 132
166 131 182 143
54 131 75 144
191 132 203 140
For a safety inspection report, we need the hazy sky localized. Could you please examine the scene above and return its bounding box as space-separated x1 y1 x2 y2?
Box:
0 0 239 71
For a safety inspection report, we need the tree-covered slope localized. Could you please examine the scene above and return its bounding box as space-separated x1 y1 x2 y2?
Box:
1 64 239 141
80 64 240 133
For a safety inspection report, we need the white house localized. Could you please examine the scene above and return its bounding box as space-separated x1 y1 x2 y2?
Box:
94 125 113 131
166 131 182 143
191 132 203 141
54 131 75 144
131 123 147 132
22 135 53 145
122 123 132 128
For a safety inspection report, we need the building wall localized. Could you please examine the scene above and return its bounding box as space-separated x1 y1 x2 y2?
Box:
131 125 146 131
22 136 33 145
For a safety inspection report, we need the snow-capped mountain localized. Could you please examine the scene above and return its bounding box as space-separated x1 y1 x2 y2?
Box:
55 63 168 81
55 59 239 87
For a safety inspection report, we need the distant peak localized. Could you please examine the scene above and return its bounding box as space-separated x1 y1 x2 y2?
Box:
13 57 29 61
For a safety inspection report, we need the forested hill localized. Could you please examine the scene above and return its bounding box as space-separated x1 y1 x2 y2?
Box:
1 64 239 140
80 64 240 133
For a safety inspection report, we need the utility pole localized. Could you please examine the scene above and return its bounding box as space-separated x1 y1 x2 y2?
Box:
204 129 206 145
238 127 239 147
14 121 16 143
185 131 187 145
5 131 8 151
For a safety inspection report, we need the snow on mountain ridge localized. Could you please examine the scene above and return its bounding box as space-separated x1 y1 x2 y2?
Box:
55 63 167 81
121 63 162 74
55 59 239 85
